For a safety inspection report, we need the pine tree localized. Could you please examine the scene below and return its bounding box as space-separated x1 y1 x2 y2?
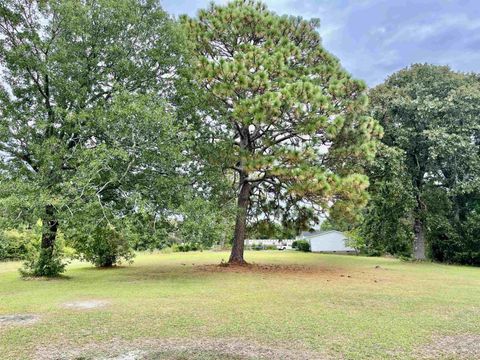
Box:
182 0 381 264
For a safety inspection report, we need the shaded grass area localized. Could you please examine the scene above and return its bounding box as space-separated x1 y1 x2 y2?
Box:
0 251 479 359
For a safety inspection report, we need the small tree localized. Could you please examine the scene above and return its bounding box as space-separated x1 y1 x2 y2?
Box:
183 0 381 264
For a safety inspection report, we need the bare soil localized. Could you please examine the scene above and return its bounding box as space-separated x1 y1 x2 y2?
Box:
62 300 109 310
414 334 480 360
35 338 330 360
196 262 343 276
0 314 39 326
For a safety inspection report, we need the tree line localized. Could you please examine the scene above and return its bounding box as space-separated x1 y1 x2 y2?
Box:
0 0 478 276
356 65 480 264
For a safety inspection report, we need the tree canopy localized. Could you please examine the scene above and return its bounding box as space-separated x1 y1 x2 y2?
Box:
365 64 480 263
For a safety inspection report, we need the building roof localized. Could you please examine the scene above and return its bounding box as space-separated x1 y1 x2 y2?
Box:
299 230 345 239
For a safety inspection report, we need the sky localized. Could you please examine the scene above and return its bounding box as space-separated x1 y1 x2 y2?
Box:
161 0 480 86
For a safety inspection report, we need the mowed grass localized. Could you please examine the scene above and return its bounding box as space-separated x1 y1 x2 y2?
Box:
0 251 479 359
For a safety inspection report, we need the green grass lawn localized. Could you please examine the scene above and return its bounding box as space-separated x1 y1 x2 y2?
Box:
1 251 479 360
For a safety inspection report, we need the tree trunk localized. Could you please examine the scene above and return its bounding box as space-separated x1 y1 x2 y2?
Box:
229 181 251 265
413 217 426 260
100 255 116 268
41 204 58 255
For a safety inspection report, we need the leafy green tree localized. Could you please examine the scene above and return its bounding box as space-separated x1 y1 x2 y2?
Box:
358 144 415 256
370 64 480 262
182 0 381 264
0 0 187 274
176 196 236 248
247 220 296 240
0 227 39 261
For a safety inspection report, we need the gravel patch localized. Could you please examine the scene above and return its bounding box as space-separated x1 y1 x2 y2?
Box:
414 334 480 359
0 314 39 326
107 350 147 360
62 300 109 310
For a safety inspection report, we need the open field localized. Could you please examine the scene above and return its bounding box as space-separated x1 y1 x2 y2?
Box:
1 251 479 359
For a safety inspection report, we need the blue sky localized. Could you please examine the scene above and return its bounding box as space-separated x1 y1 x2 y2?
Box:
161 0 480 86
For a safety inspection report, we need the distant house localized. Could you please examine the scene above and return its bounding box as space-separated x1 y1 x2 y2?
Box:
245 239 294 250
297 230 355 253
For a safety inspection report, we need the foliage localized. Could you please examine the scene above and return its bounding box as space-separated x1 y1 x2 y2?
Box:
247 220 296 240
369 64 480 264
19 245 67 277
249 243 278 250
356 145 415 257
250 243 263 251
344 228 366 254
19 229 68 277
294 240 311 252
70 223 135 267
175 197 236 248
183 0 382 263
177 242 203 252
0 228 38 261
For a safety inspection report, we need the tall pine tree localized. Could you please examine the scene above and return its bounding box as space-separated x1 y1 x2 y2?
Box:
183 0 381 264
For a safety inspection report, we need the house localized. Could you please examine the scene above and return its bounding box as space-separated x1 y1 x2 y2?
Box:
297 230 355 253
245 239 294 250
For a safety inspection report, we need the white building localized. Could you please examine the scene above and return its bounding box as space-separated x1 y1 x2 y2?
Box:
245 239 294 249
297 230 355 253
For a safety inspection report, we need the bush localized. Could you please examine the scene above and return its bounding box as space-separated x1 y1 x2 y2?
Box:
20 245 67 277
19 231 68 277
294 240 310 252
0 229 39 261
177 242 203 252
69 224 134 267
160 246 174 254
250 243 280 250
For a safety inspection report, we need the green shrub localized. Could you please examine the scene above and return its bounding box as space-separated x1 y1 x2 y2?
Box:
20 245 67 277
250 243 278 250
63 246 77 259
252 243 264 251
69 225 134 267
295 240 310 252
19 231 68 277
177 242 203 252
0 229 39 261
160 246 174 254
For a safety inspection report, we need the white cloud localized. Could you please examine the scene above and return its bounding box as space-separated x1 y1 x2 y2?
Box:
163 0 480 85
383 14 480 46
